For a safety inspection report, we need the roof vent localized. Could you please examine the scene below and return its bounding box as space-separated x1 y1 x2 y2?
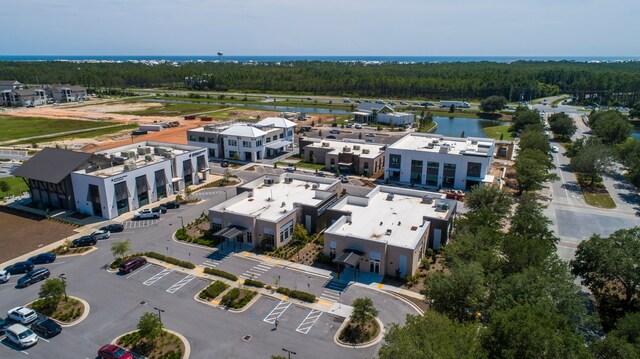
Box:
422 195 434 204
264 178 274 186
362 149 370 154
435 202 450 212
398 221 401 226
281 202 286 208
385 229 392 236
248 191 254 198
379 221 383 226
312 183 319 189
386 193 394 201
343 146 351 153
322 142 330 147
353 145 361 150
284 177 293 184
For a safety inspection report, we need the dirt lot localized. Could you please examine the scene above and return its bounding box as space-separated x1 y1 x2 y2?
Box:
0 207 76 264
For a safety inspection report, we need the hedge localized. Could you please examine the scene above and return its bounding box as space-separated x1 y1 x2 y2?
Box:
276 287 316 303
199 280 229 301
144 252 195 269
204 267 238 281
221 288 257 309
243 279 265 288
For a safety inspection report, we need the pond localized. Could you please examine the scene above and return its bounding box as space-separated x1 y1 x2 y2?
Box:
431 116 510 138
143 98 353 115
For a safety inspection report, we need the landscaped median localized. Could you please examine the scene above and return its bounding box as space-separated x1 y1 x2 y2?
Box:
26 278 90 327
335 297 384 349
108 251 195 272
113 312 189 359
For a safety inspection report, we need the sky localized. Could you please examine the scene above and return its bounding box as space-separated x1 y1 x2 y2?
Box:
1 0 639 56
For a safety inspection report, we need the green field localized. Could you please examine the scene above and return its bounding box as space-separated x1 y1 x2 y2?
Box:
0 117 114 142
0 176 29 198
483 125 515 140
115 101 226 116
14 124 138 145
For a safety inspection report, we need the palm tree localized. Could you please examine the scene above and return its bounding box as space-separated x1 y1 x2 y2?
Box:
351 297 378 330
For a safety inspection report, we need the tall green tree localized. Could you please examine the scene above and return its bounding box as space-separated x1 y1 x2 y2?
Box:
379 312 486 359
39 278 65 306
350 297 378 329
110 240 131 259
548 112 577 139
590 111 633 145
519 128 552 154
464 184 512 224
513 149 558 194
138 312 163 344
511 108 542 133
592 312 640 358
570 138 612 186
479 96 507 113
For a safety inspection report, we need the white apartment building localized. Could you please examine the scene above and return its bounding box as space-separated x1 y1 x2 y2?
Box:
384 133 495 190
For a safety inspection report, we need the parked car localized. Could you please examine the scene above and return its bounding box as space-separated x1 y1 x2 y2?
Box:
366 139 375 143
5 324 38 349
31 317 62 338
28 253 56 264
366 133 376 137
4 262 34 275
0 269 10 283
161 201 181 209
17 268 50 288
552 146 559 153
329 129 340 134
98 344 134 359
346 124 352 128
0 317 7 335
133 209 159 220
340 175 350 183
119 257 147 274
72 235 97 247
325 135 337 139
100 223 124 233
286 167 295 173
91 230 111 240
151 206 167 214
316 172 326 177
354 123 362 129
7 307 38 325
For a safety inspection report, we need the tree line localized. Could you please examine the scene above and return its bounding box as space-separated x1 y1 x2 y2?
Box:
1 60 640 104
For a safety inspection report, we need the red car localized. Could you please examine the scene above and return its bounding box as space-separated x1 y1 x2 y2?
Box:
98 344 133 359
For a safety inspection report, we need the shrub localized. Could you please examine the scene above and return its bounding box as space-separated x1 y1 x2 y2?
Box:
199 280 229 300
243 279 265 288
221 288 240 305
175 228 190 241
276 287 316 303
221 288 257 309
204 267 238 281
144 252 195 269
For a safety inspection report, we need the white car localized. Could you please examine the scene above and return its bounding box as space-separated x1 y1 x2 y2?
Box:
91 229 111 240
8 306 38 325
133 209 159 220
552 146 559 153
0 269 10 283
354 123 362 129
5 324 38 349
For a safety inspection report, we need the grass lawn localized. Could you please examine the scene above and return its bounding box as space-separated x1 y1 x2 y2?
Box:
0 176 29 197
0 117 114 142
220 288 257 309
576 174 616 209
276 160 325 170
483 125 514 140
416 122 437 133
118 330 184 359
14 124 138 144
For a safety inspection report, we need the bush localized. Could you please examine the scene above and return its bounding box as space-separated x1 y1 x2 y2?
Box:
144 252 195 269
199 280 229 300
243 279 265 288
221 287 240 305
175 228 190 241
276 287 316 303
204 267 238 281
221 288 256 309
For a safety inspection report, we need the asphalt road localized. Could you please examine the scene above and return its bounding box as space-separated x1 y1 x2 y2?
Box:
0 188 418 358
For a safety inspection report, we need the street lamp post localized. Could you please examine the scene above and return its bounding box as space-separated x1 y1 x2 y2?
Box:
58 273 67 302
153 307 165 324
282 348 296 359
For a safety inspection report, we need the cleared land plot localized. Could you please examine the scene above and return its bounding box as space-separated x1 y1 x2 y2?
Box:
14 123 138 145
0 207 76 264
115 101 225 116
0 116 113 142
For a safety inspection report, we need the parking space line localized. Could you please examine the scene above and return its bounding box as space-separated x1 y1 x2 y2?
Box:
143 268 173 286
296 309 323 334
166 275 196 293
263 300 291 324
126 264 151 278
37 336 50 343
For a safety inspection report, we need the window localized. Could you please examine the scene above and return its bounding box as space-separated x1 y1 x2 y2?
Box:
443 163 456 188
466 162 482 178
243 141 251 148
189 135 196 141
246 232 252 244
229 150 237 158
266 137 271 143
279 133 284 139
212 222 222 233
263 233 275 247
273 135 277 141
280 220 293 245
256 140 262 147
389 154 401 168
329 240 337 260
198 136 205 143
410 160 423 184
228 139 237 146
208 137 216 143
426 162 439 186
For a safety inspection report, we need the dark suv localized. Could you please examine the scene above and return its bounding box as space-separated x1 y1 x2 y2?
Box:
161 201 180 209
72 235 97 247
119 257 147 274
4 262 35 275
31 317 62 338
17 268 50 288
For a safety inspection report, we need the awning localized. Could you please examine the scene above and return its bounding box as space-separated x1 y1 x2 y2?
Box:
338 162 353 166
214 226 245 239
135 175 149 194
86 184 100 203
172 177 183 182
352 111 372 116
333 250 362 267
196 155 207 171
113 181 129 201
183 159 194 176
155 169 167 186
265 140 292 150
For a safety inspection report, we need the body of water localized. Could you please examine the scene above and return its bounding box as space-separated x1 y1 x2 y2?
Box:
1 55 637 63
432 116 509 138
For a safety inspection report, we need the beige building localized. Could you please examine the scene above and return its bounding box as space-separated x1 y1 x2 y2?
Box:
324 186 456 279
300 138 385 176
209 173 341 250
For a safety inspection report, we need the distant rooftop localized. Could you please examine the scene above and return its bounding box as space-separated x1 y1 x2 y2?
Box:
190 117 292 137
327 186 455 248
215 174 339 221
305 139 385 158
388 133 495 156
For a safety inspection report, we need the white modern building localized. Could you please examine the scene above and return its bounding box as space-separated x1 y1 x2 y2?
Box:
209 174 341 250
352 103 414 126
187 117 296 161
13 142 209 219
384 133 495 190
324 186 457 278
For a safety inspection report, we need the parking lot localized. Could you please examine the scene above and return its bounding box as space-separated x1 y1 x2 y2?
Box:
121 263 208 298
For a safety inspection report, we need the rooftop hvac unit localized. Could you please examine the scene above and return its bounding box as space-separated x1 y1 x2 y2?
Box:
386 193 394 201
471 140 478 145
162 152 175 159
137 146 151 155
343 146 351 153
385 229 393 236
121 150 137 159
264 178 275 186
312 183 319 189
248 191 254 198
155 147 172 155
422 195 434 204
362 149 370 154
439 146 449 154
433 139 439 144
426 142 434 149
144 154 154 162
284 177 293 184
123 162 137 171
353 145 361 150
435 202 449 212
322 142 330 147
112 156 127 164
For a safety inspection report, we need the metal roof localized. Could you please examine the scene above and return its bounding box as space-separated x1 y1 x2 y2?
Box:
265 139 292 149
11 147 92 184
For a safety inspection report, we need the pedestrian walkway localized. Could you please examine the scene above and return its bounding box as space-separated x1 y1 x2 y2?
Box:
240 262 273 280
200 250 231 269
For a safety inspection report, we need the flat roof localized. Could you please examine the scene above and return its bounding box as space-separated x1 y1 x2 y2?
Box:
388 133 495 157
218 174 339 221
305 139 385 159
327 186 455 249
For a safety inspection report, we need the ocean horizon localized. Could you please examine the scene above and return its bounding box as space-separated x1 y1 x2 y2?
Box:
0 55 638 63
